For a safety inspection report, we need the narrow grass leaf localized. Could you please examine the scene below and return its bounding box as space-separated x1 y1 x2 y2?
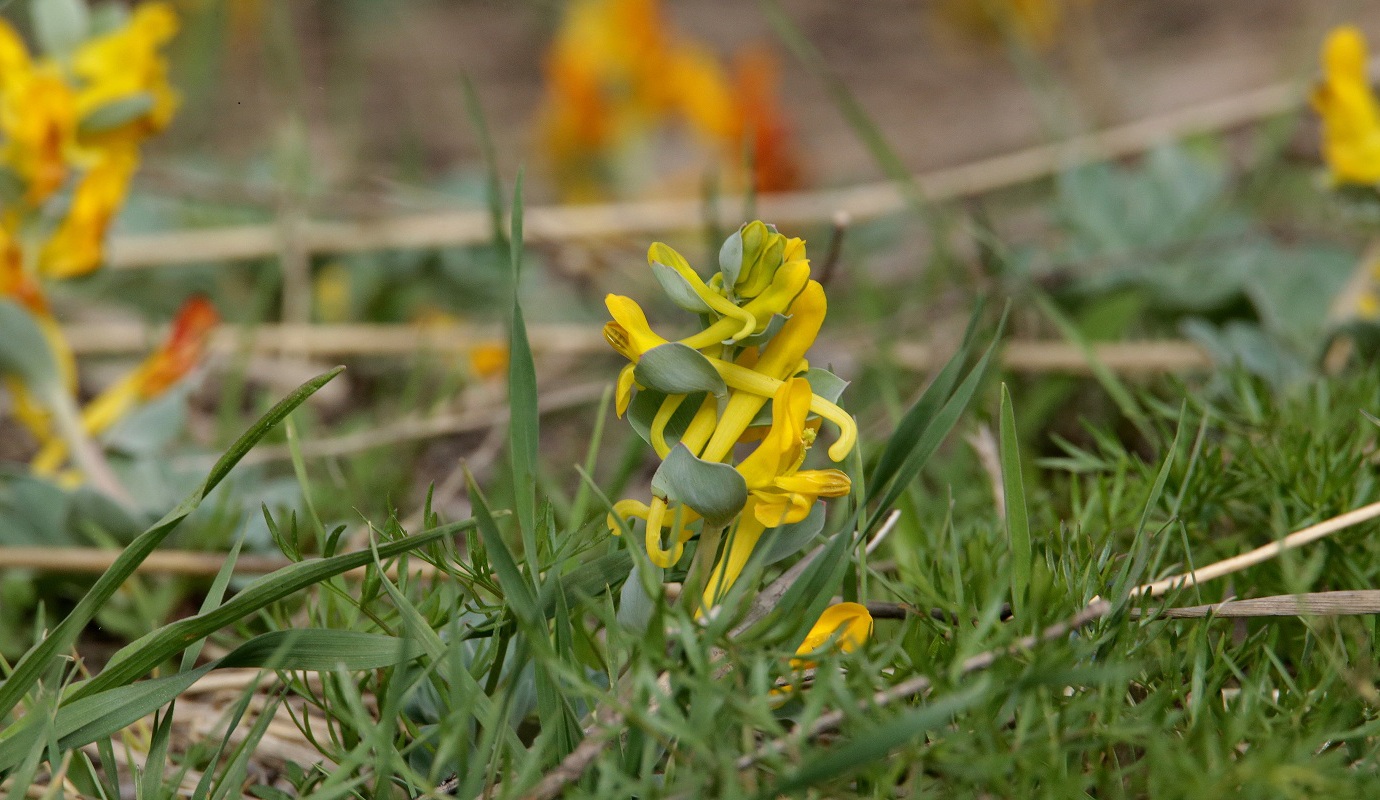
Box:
866 312 1006 533
462 74 508 246
999 384 1032 618
0 368 343 722
868 300 984 493
765 680 991 796
69 521 469 700
468 473 541 626
0 631 416 770
1110 403 1186 602
508 170 541 578
1031 291 1152 440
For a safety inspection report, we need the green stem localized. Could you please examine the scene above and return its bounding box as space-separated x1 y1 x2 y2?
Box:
681 523 725 615
44 387 134 508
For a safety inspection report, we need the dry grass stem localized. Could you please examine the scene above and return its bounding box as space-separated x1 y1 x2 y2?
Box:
106 80 1300 271
61 320 1213 375
1129 499 1380 599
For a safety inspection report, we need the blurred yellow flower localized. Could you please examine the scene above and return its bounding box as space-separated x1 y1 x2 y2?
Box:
1312 25 1380 186
468 341 510 381
72 2 180 148
0 41 77 204
938 0 1067 49
791 602 873 668
39 147 139 278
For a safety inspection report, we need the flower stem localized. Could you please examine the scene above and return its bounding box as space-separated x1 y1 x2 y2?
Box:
44 386 134 508
681 522 725 615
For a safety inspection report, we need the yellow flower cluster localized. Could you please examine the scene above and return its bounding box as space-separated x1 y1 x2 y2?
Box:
0 2 212 483
1 2 178 276
537 0 800 201
1313 25 1380 186
602 221 857 608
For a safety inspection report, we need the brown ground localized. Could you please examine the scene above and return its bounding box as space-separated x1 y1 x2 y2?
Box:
156 0 1380 204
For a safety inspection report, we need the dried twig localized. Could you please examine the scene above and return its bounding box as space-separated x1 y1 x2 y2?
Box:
731 498 1380 771
226 381 606 466
1135 591 1380 618
106 80 1302 271
61 320 1213 374
1127 499 1380 599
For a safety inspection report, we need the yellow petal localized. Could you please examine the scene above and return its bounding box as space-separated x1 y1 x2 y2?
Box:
615 363 637 417
792 602 873 667
649 242 756 341
644 496 684 568
606 498 651 536
733 377 811 488
40 148 139 278
603 294 668 360
650 393 685 459
699 283 824 462
774 469 851 498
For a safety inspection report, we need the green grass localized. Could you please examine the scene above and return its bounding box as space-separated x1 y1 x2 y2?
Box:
8 2 1380 798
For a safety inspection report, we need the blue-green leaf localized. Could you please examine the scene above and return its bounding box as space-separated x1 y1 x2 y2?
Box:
651 444 747 527
635 343 727 397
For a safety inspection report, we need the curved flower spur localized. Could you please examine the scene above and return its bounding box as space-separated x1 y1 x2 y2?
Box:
603 221 861 636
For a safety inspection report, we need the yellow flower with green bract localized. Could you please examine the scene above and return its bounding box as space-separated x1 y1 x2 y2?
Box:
604 221 858 617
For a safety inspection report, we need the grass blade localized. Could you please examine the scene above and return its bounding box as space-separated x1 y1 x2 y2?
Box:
0 367 344 722
866 312 1006 533
999 384 1032 618
508 169 540 579
764 680 991 796
68 520 470 700
468 472 541 626
1031 290 1152 440
868 300 985 495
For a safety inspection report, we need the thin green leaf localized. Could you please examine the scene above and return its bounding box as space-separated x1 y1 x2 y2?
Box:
468 473 541 626
508 169 540 580
461 75 507 246
764 680 992 796
866 311 1006 533
1031 290 1152 440
0 368 343 722
68 521 466 700
868 300 985 493
999 384 1032 618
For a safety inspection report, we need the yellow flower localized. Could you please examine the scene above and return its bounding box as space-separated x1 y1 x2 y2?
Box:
0 42 78 204
39 147 139 278
468 341 510 381
313 262 351 323
538 0 672 200
791 602 873 668
72 2 180 148
702 377 851 607
699 279 825 463
668 43 735 143
603 294 670 362
739 378 850 514
937 0 1066 50
1312 25 1380 185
